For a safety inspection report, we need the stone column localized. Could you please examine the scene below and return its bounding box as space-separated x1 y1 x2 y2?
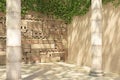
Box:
6 0 21 80
90 0 103 76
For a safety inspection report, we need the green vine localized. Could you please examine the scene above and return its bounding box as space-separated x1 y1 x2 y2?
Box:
0 0 120 23
0 0 6 12
22 0 91 23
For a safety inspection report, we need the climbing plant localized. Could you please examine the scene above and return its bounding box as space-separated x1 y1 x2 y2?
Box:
0 0 6 12
0 0 120 23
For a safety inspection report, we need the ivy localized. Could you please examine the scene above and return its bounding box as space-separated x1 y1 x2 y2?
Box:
35 0 91 23
0 0 6 12
0 0 120 23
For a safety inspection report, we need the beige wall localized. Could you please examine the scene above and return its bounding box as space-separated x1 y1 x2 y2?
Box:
67 3 120 74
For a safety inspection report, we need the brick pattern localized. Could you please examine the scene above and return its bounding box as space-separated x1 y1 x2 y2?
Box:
0 16 67 64
21 16 67 63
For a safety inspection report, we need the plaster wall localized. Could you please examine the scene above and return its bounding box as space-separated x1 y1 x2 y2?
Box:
67 3 120 74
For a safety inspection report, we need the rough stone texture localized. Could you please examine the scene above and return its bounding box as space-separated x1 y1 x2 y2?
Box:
0 15 68 64
67 3 120 74
20 18 68 63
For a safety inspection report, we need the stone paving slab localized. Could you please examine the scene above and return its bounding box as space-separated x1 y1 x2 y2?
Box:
0 62 120 80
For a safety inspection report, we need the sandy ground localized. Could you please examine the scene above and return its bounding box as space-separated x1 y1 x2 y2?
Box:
0 62 120 80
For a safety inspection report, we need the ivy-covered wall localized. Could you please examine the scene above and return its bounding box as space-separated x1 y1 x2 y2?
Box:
67 3 120 74
1 0 120 24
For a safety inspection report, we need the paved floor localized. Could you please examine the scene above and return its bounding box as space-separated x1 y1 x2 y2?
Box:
0 62 120 80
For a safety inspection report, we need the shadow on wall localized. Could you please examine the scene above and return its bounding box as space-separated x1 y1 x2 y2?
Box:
67 3 120 74
67 11 92 67
102 3 120 74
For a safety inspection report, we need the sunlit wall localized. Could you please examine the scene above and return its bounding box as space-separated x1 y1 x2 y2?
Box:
67 3 120 74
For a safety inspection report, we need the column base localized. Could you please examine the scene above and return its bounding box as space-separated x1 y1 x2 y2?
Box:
89 70 104 77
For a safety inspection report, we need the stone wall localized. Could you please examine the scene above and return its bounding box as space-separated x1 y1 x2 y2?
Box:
67 3 120 74
21 18 67 63
0 14 68 64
